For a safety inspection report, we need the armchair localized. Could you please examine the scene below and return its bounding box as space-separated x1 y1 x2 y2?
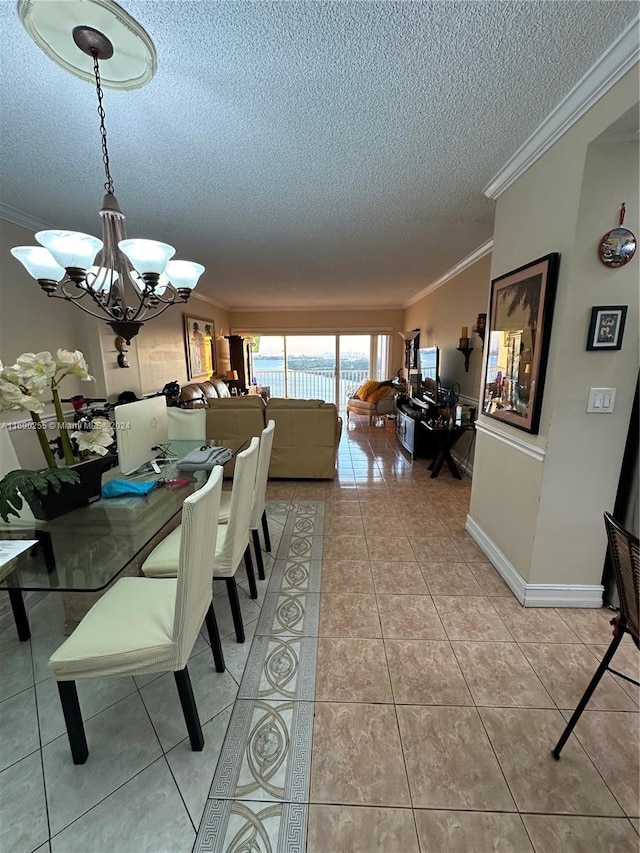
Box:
346 382 396 426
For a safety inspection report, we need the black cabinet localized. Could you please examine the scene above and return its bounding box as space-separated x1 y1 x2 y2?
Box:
396 399 437 459
225 335 249 392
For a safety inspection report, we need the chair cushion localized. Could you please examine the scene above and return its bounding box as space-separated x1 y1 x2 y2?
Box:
49 577 178 679
218 491 231 523
141 526 182 577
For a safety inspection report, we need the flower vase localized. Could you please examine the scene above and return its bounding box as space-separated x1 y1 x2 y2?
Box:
28 454 118 521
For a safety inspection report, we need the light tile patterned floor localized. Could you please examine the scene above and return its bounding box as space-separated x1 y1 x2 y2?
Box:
1 419 638 852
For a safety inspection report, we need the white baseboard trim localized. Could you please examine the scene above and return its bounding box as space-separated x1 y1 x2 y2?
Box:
465 515 604 608
452 449 473 479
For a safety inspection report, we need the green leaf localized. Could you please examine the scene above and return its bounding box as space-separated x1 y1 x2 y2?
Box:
0 468 80 523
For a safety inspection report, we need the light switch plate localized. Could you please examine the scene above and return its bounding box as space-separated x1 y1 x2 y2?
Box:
587 387 616 413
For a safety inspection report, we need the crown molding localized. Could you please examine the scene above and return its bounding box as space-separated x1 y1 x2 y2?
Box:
0 204 52 233
229 303 404 313
404 239 493 308
190 291 231 312
484 14 640 199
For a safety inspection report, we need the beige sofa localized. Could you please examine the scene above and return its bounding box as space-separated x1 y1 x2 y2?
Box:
204 397 342 479
178 376 231 407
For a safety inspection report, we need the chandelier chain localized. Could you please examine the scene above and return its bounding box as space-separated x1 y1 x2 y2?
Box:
93 53 114 195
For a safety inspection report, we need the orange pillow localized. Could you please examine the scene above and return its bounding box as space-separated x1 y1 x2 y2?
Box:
355 380 380 400
366 385 391 404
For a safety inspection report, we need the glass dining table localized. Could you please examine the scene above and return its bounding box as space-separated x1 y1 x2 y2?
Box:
0 442 208 641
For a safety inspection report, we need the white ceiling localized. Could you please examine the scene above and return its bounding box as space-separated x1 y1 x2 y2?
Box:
1 1 638 311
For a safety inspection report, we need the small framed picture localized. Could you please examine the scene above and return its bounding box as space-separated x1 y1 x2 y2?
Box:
586 306 627 351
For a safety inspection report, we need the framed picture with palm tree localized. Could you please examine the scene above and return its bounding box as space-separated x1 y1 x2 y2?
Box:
482 253 560 434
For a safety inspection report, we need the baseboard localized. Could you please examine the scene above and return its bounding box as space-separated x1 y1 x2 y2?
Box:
465 515 604 608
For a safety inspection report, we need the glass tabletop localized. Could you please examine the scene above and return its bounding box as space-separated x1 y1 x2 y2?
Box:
0 441 208 593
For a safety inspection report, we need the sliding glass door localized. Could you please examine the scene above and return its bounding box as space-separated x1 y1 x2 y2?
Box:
249 333 390 402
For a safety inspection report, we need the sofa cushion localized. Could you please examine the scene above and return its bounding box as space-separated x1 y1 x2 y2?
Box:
210 377 231 398
266 398 324 410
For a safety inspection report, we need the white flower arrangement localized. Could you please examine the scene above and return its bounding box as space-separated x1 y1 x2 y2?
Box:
0 349 112 468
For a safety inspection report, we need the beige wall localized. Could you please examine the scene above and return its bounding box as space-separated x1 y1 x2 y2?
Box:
403 252 493 468
231 308 406 375
470 66 639 589
403 253 492 403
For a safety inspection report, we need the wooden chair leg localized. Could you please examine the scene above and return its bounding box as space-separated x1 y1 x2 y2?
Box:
57 681 88 764
174 667 204 751
252 529 265 580
244 546 258 599
204 603 225 672
261 510 272 552
552 628 624 759
225 577 245 643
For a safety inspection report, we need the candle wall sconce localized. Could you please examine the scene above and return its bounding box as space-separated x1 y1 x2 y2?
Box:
473 313 487 347
457 339 473 372
456 326 473 373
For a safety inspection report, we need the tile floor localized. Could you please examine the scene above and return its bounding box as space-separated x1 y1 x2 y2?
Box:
1 417 638 852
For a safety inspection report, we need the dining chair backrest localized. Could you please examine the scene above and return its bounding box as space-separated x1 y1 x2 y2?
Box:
173 465 223 666
167 407 206 442
217 436 259 571
0 427 36 524
604 511 640 643
250 419 275 529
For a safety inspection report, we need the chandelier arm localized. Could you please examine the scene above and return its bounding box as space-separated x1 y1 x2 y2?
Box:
43 287 123 323
133 296 189 323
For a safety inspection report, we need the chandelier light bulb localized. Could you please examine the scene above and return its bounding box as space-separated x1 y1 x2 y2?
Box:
10 246 65 282
35 230 103 271
118 239 176 276
164 260 205 290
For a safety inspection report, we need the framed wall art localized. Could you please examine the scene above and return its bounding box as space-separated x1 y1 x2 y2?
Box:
482 253 560 434
586 305 627 351
183 314 216 381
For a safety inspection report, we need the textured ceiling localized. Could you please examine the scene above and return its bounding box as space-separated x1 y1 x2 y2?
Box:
0 1 637 310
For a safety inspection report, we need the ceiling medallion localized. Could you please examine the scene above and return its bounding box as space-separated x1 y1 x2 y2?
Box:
18 0 156 90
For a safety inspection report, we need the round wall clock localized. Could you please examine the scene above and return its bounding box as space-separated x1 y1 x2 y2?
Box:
599 203 636 268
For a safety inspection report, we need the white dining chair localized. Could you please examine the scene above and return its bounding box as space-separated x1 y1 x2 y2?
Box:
141 437 260 644
167 407 206 442
218 420 275 579
48 465 224 764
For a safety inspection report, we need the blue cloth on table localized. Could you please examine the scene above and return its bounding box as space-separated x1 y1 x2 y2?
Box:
101 479 159 498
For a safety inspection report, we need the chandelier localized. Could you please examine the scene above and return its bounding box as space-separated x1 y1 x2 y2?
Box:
11 19 204 344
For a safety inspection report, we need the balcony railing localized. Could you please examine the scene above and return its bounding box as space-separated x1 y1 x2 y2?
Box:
252 368 369 403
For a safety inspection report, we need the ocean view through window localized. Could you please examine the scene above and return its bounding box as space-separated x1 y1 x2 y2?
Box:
246 334 389 402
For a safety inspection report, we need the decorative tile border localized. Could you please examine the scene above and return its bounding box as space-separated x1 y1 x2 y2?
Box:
195 500 323 850
255 593 320 638
238 635 317 701
195 800 307 853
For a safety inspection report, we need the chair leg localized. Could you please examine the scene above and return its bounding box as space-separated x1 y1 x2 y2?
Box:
225 577 245 643
261 510 272 552
204 602 225 672
57 681 88 764
8 588 30 642
552 628 624 759
252 528 265 580
244 546 258 599
174 667 204 751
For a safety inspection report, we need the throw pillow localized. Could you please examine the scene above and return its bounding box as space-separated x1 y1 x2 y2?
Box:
355 380 380 400
366 385 392 404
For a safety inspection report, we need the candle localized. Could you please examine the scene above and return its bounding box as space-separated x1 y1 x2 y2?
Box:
461 326 468 338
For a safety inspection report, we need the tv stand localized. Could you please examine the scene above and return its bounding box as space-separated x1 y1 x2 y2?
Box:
395 397 440 459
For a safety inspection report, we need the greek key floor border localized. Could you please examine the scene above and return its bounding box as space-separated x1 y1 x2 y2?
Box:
193 500 324 853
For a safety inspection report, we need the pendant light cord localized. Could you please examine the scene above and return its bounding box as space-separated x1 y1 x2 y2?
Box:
93 53 114 195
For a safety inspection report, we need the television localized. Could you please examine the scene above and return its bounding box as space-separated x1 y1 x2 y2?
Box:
417 346 440 403
114 396 169 475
